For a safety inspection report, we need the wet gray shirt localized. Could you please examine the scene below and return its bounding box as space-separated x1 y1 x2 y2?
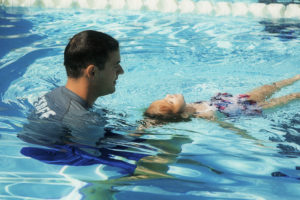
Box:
35 86 90 120
18 87 106 148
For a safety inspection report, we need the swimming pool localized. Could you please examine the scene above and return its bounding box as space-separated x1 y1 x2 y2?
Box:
1 0 300 199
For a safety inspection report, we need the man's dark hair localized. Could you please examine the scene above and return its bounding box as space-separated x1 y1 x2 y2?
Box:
64 30 119 78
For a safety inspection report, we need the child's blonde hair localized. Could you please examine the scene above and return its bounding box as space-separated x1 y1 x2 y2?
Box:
144 100 178 119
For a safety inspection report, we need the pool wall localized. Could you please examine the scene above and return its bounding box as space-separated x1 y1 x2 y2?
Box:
1 0 300 19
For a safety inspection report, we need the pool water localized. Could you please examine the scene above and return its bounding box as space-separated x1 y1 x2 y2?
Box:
1 5 300 200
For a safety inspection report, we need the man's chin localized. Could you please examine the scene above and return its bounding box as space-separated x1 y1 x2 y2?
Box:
99 87 115 97
108 87 116 94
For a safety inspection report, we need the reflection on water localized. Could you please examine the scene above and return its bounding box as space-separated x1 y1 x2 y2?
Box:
259 0 300 5
19 107 148 174
19 101 223 199
260 19 300 41
18 86 224 199
79 131 224 200
0 10 39 58
268 111 300 179
0 10 45 97
258 0 300 41
271 113 300 155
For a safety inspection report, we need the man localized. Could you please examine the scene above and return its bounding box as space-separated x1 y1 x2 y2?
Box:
64 30 124 107
17 31 144 173
35 30 124 121
19 30 124 144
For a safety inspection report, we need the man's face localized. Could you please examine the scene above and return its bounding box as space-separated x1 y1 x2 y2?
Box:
92 50 124 97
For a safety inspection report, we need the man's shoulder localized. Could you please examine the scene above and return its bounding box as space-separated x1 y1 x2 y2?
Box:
21 87 107 146
32 87 71 120
32 87 93 121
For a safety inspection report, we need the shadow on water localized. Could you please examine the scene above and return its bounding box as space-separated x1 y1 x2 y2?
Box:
79 130 224 200
258 1 300 41
269 113 300 157
0 8 44 59
0 8 46 98
19 105 224 199
0 47 54 96
259 0 300 5
269 113 300 179
260 19 300 41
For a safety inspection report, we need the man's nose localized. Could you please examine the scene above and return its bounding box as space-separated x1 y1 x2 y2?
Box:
118 65 124 74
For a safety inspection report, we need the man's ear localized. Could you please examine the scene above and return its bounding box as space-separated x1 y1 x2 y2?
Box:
85 65 96 78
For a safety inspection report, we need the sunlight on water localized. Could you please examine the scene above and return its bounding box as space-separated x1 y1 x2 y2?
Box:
0 4 300 200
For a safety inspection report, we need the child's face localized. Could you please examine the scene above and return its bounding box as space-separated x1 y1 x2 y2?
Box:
146 94 187 119
163 94 186 114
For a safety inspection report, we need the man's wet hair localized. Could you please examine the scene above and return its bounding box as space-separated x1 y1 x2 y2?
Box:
64 30 119 78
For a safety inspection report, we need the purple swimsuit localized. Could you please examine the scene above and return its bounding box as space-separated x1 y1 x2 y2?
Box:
210 93 262 117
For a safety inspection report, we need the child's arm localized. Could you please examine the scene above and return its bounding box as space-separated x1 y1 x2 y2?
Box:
212 119 258 141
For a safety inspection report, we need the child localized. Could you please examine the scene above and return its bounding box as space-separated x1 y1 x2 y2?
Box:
145 75 300 121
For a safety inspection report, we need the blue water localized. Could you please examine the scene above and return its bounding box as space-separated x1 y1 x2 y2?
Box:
1 5 300 200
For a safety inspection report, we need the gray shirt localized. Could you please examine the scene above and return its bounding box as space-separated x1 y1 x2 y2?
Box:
33 86 90 121
18 87 106 149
